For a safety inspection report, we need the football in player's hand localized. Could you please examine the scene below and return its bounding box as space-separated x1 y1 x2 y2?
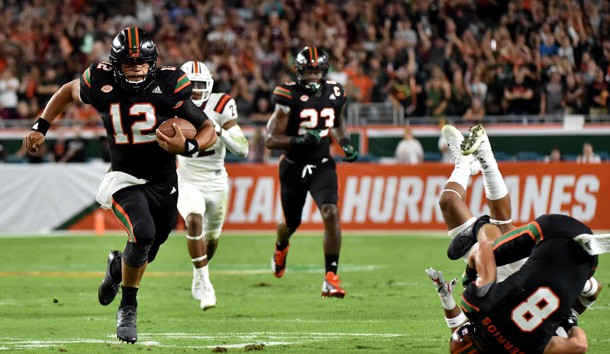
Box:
158 118 197 139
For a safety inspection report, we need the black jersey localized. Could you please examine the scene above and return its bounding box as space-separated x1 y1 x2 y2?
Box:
272 80 346 164
461 214 597 354
79 62 206 181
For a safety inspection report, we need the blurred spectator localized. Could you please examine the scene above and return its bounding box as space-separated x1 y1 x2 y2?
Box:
394 127 423 164
53 127 88 163
424 66 450 118
0 68 20 119
388 65 418 115
463 97 486 122
447 68 470 117
587 67 609 117
504 67 535 115
577 142 602 163
14 142 50 163
543 147 562 163
564 72 587 115
539 67 565 116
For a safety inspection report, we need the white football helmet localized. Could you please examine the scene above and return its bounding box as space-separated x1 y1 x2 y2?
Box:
180 60 214 107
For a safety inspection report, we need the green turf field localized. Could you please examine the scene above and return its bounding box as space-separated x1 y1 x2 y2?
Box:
0 233 608 353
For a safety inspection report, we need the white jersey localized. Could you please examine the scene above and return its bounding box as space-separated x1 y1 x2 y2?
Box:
177 92 238 183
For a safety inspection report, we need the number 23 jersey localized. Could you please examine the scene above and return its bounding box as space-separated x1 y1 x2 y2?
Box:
272 80 346 164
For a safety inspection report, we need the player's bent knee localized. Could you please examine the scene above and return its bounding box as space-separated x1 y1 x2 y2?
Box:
132 223 156 245
320 204 339 221
186 213 203 234
439 189 461 212
123 242 151 267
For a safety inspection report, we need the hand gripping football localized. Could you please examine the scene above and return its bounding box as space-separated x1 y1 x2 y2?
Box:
158 118 197 139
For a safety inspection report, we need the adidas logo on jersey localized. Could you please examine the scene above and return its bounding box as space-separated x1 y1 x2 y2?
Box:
152 86 162 94
329 94 336 100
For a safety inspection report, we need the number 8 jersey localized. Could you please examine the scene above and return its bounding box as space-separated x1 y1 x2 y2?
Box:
272 80 347 164
79 62 203 181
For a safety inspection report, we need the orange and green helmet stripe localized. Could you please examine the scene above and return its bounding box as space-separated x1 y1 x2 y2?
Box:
308 47 319 66
126 27 141 59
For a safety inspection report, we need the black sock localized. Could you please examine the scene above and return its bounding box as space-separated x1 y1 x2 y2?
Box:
276 241 289 251
325 254 339 274
120 286 138 308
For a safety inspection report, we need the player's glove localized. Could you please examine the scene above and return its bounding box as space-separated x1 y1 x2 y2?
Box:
426 267 457 298
291 129 322 147
339 138 358 162
560 311 579 332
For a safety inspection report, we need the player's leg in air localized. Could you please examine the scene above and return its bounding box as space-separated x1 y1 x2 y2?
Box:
442 123 514 261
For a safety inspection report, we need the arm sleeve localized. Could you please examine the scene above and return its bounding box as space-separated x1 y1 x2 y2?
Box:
220 125 249 158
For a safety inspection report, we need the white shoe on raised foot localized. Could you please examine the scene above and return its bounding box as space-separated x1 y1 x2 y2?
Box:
441 124 480 175
200 282 216 311
461 124 495 170
191 271 203 301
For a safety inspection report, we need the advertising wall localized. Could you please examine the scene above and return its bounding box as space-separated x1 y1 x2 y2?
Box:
1 162 607 234
69 162 610 233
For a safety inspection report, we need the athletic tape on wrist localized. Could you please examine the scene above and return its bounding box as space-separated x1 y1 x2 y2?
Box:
445 312 467 328
31 117 51 135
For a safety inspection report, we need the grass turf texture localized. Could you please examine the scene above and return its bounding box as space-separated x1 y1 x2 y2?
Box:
0 233 609 353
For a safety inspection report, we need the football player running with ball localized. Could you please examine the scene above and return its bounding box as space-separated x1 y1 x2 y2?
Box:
177 60 248 311
22 27 216 343
265 46 358 298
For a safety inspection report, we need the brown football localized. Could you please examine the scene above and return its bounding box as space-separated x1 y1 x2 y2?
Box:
158 118 197 139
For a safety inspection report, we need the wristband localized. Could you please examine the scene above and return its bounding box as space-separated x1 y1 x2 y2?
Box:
183 138 199 156
445 312 467 328
32 117 51 135
339 138 351 147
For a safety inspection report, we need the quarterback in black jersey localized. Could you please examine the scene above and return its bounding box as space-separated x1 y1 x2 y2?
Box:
23 27 216 344
265 46 357 298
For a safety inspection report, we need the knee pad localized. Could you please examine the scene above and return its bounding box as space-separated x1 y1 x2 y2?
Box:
123 242 151 267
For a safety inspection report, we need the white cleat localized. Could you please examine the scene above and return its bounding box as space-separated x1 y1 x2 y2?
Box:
200 282 216 311
441 124 480 175
191 271 203 301
461 124 495 170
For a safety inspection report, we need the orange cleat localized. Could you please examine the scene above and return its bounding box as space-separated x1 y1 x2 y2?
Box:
321 272 346 298
271 244 289 278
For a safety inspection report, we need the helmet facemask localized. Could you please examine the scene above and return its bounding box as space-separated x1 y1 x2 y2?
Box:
295 47 329 93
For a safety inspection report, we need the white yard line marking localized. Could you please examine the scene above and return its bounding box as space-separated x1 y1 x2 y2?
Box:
0 331 405 350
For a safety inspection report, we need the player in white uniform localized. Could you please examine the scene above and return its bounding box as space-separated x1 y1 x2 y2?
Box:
177 60 249 310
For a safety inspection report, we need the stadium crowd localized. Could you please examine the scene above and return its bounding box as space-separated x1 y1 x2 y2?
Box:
1 0 610 125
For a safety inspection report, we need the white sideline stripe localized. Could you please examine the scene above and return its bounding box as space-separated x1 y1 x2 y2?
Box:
0 332 404 350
